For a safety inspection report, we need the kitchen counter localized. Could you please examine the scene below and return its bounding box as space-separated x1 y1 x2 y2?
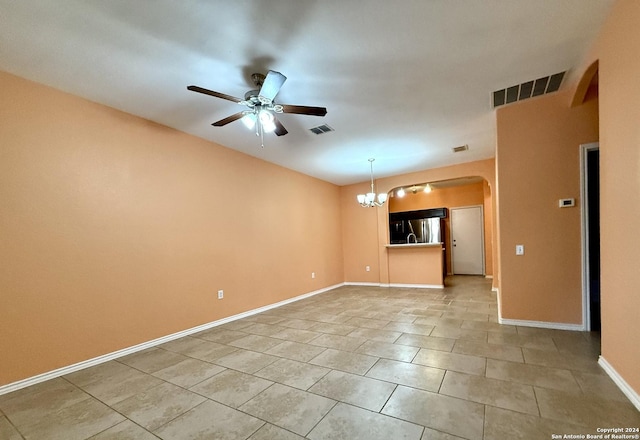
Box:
386 242 444 288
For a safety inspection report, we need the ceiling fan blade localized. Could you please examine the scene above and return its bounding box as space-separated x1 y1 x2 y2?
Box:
280 104 327 117
187 85 242 103
273 116 288 136
258 70 287 103
212 112 244 127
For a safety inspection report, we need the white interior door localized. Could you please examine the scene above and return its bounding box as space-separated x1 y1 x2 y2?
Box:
451 206 484 275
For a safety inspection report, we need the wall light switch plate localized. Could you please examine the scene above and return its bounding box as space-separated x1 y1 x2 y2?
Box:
311 272 315 279
516 245 524 256
217 290 224 299
366 266 371 272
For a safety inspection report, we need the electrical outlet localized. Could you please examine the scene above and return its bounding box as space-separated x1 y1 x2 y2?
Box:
217 290 224 299
311 272 315 279
365 266 371 272
515 245 524 256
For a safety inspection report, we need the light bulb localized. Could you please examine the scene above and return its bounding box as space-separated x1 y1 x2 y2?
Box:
397 188 405 198
241 113 256 130
259 110 276 133
378 193 388 203
424 184 432 193
357 194 366 204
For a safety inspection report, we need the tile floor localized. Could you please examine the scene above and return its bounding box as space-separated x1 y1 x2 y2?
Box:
1 276 638 439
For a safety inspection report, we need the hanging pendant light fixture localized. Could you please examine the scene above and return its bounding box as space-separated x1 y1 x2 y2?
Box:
357 158 388 207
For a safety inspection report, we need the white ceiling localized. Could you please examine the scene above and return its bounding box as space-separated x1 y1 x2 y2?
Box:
0 1 613 185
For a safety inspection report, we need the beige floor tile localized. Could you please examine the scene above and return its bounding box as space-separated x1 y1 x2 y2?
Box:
270 327 322 343
112 382 205 431
413 316 464 328
460 320 517 333
242 322 287 336
395 333 455 352
356 339 419 362
430 326 488 342
485 358 580 392
413 348 486 376
572 370 632 402
383 322 434 336
0 415 22 440
308 402 423 440
118 348 188 373
158 335 212 353
483 405 591 440
154 400 264 439
265 340 327 362
440 370 538 415
255 358 330 390
309 348 379 375
0 377 90 427
179 339 238 362
366 358 445 392
453 339 524 363
240 383 336 436
346 327 402 343
382 385 485 440
421 426 466 439
213 349 279 373
309 370 396 412
16 396 124 440
248 314 287 325
72 365 165 406
309 333 367 352
217 319 255 331
535 387 640 428
63 361 132 388
229 334 284 352
344 316 390 329
248 423 305 440
91 419 158 439
310 322 358 335
276 318 319 330
487 331 557 351
189 369 273 407
193 328 247 344
440 311 489 322
523 348 602 373
152 357 226 388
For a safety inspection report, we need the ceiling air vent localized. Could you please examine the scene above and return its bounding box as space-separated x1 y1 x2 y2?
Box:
452 144 469 153
493 71 565 108
309 124 334 135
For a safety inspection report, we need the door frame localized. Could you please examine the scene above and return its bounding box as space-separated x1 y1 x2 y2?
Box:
450 205 485 275
580 142 599 331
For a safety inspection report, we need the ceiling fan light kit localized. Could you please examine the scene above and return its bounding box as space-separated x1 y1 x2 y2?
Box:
187 70 327 147
357 158 388 208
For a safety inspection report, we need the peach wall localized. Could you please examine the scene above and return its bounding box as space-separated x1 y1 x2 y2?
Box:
0 71 344 386
495 91 599 324
575 0 640 397
341 159 496 287
388 181 492 275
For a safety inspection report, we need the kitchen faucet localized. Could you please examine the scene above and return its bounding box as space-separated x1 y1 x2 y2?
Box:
407 221 418 243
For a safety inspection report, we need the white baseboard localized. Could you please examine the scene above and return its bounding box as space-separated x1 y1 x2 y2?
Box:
498 317 585 331
485 275 493 279
598 356 640 412
343 282 383 287
0 283 343 396
388 283 444 289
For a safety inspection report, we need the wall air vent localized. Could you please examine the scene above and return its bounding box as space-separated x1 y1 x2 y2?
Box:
492 71 565 108
309 124 334 135
452 144 469 153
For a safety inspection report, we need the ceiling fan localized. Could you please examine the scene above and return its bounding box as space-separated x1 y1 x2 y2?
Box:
187 70 327 142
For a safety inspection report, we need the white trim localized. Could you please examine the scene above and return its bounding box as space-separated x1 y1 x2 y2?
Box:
388 283 444 289
598 356 640 412
0 283 343 396
498 317 586 331
484 275 493 279
343 282 383 287
580 142 600 331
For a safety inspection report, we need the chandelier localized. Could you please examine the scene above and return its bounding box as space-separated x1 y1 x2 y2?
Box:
357 158 388 207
